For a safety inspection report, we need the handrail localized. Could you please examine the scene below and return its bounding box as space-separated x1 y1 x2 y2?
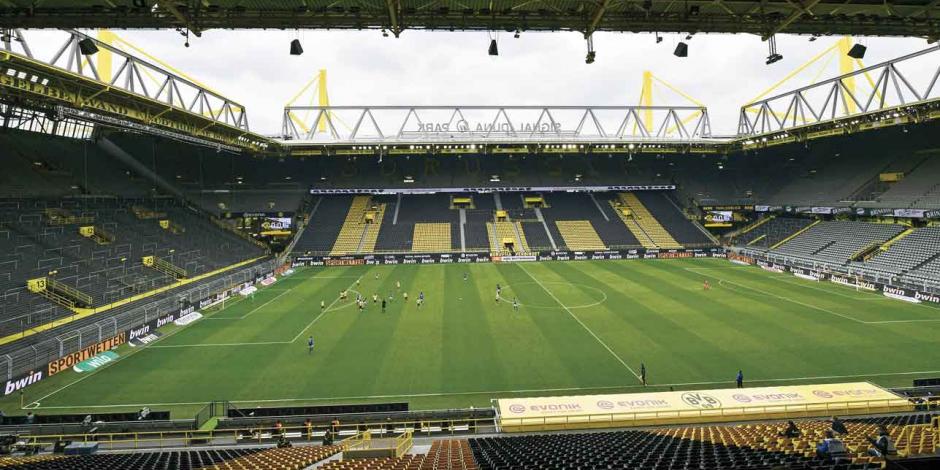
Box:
20 417 497 450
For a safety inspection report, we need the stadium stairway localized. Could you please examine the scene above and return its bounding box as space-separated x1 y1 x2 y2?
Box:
320 440 478 470
411 223 452 253
331 196 386 255
555 220 606 251
486 220 530 255
609 193 682 249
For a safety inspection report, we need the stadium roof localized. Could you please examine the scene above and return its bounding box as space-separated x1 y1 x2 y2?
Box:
0 1 938 41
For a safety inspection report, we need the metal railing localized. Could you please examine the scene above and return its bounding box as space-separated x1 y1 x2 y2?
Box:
282 105 713 144
19 418 496 451
0 259 276 382
738 45 940 137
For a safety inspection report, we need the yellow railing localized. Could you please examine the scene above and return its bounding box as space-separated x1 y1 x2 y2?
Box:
394 431 413 457
20 418 495 450
500 397 913 432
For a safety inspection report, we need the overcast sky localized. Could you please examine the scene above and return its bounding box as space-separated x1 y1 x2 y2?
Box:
17 29 937 136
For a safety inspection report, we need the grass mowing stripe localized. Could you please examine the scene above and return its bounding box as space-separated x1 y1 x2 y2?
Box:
516 262 642 382
289 276 362 343
32 368 940 410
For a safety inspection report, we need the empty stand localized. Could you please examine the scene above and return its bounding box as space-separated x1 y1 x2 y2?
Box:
487 221 530 255
202 445 342 469
0 198 266 334
412 223 452 253
774 221 906 265
733 217 814 249
469 414 938 470
294 196 353 254
320 440 477 470
373 194 461 253
331 196 381 255
868 155 940 209
0 447 265 470
862 227 940 276
610 193 682 249
555 221 606 251
634 192 713 245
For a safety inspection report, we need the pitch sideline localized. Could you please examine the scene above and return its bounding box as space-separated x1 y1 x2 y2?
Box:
30 368 940 410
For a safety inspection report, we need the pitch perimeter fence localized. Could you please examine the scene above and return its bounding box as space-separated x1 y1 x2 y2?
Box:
0 258 277 394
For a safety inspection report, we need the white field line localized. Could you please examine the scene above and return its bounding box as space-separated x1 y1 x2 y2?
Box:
691 268 940 324
714 278 867 324
517 263 642 382
290 281 360 343
238 288 296 319
25 308 200 408
773 277 888 301
150 341 289 348
26 271 345 406
31 369 940 410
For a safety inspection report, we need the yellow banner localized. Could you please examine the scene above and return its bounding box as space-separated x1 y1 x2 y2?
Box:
159 220 169 229
142 256 155 267
879 172 904 182
498 382 908 431
27 277 47 293
78 226 95 237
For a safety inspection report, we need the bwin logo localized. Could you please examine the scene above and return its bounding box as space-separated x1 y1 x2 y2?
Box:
129 324 150 340
4 370 42 395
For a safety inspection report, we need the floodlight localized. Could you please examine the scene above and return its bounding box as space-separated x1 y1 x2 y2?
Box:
847 43 866 59
78 38 98 55
674 42 688 57
290 39 304 55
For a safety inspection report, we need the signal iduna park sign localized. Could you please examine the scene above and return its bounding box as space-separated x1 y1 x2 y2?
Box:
497 382 910 432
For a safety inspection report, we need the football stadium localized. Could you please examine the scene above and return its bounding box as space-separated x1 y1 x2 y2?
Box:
1 2 940 469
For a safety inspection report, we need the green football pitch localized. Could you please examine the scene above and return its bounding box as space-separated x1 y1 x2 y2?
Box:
5 258 940 419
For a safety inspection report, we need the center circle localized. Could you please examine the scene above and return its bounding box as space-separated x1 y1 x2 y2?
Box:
499 282 607 309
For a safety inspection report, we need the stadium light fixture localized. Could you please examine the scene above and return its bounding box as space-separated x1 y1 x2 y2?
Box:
290 39 304 55
78 37 98 55
847 43 866 59
488 38 499 56
585 35 596 64
674 42 688 57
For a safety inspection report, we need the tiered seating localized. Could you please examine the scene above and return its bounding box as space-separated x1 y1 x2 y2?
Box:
411 223 452 253
774 221 906 265
863 227 940 276
0 198 266 334
734 217 814 249
330 196 380 255
519 222 552 251
486 221 529 255
555 220 606 251
374 195 461 253
294 196 353 254
358 204 387 254
634 192 712 245
0 447 263 470
321 440 477 470
869 156 940 209
766 151 896 206
610 193 682 249
469 414 938 470
202 445 342 469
